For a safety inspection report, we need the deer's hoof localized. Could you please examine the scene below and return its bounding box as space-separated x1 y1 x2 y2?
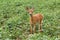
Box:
40 30 43 32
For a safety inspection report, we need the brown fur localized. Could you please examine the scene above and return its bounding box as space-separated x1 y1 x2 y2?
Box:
26 7 43 34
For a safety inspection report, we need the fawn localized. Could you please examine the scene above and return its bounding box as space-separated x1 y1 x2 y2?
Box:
26 7 43 34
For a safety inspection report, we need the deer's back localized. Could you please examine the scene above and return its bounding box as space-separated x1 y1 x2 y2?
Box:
30 13 43 24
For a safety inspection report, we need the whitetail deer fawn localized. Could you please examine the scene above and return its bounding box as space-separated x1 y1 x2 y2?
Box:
26 7 43 34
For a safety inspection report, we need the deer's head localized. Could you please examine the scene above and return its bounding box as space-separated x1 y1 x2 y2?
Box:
26 7 34 16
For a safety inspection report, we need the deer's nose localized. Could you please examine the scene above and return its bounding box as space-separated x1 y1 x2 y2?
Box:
29 14 32 16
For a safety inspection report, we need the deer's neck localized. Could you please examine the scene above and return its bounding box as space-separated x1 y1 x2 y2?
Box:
30 14 33 22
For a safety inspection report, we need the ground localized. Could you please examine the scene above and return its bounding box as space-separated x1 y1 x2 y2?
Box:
0 0 60 40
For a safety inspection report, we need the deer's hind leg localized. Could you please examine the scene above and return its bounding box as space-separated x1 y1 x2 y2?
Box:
39 20 43 32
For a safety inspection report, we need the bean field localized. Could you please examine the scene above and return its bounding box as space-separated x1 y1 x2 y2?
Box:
0 0 60 40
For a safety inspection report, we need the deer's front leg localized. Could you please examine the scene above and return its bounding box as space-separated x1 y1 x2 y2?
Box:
30 24 33 34
33 24 36 33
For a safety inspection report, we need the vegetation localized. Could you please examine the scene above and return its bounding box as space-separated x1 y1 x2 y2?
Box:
0 0 60 40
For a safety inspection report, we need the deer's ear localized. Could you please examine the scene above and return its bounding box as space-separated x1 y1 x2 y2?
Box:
26 7 29 10
32 7 34 9
32 7 34 10
31 7 34 11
